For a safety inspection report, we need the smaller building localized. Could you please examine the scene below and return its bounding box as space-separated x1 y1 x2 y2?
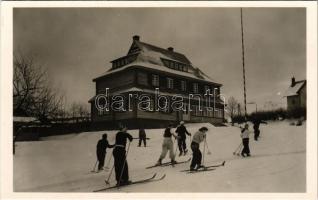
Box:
284 77 306 111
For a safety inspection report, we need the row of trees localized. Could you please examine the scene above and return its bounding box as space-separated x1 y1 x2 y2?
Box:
13 53 89 123
226 96 305 124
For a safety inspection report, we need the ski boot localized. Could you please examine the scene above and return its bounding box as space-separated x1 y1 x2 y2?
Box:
171 159 177 166
117 180 132 186
179 151 183 157
155 158 162 166
196 165 206 170
184 149 188 155
190 167 197 172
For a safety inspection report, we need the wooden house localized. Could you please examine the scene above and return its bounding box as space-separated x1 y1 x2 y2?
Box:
89 36 224 129
284 77 306 111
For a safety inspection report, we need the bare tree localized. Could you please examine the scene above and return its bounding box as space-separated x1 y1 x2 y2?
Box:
13 53 63 122
227 96 238 125
69 102 90 122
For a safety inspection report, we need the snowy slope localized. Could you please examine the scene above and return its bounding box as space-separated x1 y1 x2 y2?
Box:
13 121 306 192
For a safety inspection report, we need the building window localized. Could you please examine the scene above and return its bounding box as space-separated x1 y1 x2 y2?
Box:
183 104 188 114
182 66 188 72
208 108 213 117
169 62 173 69
175 63 179 70
167 78 174 89
204 85 210 93
181 80 187 91
152 75 159 86
193 83 199 93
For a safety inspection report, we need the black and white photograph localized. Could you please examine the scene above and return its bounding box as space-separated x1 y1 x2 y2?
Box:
0 1 317 199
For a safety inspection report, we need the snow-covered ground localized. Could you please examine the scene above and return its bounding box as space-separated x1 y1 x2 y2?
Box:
13 120 306 192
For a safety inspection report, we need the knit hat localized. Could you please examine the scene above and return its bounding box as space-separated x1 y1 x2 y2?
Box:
199 127 208 132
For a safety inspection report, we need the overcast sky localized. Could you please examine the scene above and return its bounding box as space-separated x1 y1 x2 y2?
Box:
13 7 306 112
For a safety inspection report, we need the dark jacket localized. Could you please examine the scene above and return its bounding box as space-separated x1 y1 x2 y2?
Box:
139 128 146 138
252 119 267 130
164 128 173 138
115 131 133 147
96 139 114 155
175 125 190 139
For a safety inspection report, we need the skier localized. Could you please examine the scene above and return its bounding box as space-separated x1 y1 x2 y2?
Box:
96 133 114 171
175 121 191 156
240 123 252 157
156 124 179 166
138 127 147 147
190 126 209 171
252 117 267 141
113 127 133 186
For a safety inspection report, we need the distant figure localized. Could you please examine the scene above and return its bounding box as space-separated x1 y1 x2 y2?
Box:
175 121 191 156
96 133 114 171
190 127 208 171
156 124 179 166
252 118 267 141
113 127 133 186
138 127 147 147
240 123 252 157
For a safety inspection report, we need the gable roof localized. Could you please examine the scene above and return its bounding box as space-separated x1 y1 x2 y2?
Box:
95 37 220 85
133 41 191 65
284 80 306 97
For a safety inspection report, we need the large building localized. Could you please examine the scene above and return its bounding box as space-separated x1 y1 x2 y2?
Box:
89 36 224 129
284 77 306 111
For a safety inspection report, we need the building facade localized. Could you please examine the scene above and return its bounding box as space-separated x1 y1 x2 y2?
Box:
285 77 306 111
89 36 224 129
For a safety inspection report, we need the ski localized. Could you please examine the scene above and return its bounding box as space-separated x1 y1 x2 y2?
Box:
179 161 225 172
93 173 165 192
86 170 106 175
187 168 216 174
146 157 191 169
204 161 226 168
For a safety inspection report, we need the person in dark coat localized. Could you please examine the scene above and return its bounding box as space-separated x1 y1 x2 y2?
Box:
138 127 147 147
113 127 133 186
252 118 267 141
96 133 114 171
175 121 191 156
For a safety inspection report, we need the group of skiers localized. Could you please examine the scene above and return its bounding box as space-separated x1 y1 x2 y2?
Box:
95 119 266 186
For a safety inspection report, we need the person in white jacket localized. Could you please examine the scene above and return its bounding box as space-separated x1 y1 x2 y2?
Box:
240 123 251 157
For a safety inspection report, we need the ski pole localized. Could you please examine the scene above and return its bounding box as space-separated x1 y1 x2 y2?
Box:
132 137 150 140
237 143 244 155
234 143 242 154
117 141 131 188
205 139 211 155
91 160 98 172
105 158 115 185
233 143 243 155
202 137 206 165
105 154 112 169
174 137 179 157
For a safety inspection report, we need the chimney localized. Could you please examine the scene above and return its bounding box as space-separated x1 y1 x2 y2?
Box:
167 47 174 52
291 77 296 87
133 35 140 41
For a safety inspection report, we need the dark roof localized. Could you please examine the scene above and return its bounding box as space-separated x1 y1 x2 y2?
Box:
134 41 191 65
284 80 306 97
96 37 220 84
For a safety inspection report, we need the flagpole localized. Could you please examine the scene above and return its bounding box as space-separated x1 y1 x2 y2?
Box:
240 8 247 120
